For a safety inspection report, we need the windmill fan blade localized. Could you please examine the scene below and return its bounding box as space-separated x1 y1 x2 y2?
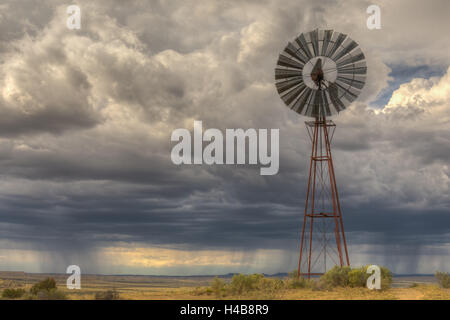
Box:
276 78 303 94
284 42 308 64
274 29 366 118
338 60 367 77
321 30 333 56
338 66 367 75
310 29 320 57
333 40 358 61
277 54 303 69
292 87 313 113
282 83 307 105
295 33 313 59
275 68 302 80
328 82 346 112
336 82 358 102
326 32 346 58
337 76 366 90
336 52 365 68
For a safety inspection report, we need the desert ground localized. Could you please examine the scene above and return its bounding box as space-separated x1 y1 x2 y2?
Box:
0 271 449 300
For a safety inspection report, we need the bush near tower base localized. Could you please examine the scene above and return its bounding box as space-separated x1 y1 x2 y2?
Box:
317 265 392 290
197 266 393 298
435 272 450 288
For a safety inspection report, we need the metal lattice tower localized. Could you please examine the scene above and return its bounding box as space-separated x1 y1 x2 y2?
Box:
297 117 349 277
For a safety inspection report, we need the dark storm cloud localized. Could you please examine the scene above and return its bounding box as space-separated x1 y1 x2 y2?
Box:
0 0 449 274
0 178 448 252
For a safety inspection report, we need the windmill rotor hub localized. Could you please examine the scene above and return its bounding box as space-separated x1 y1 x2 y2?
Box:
303 56 337 90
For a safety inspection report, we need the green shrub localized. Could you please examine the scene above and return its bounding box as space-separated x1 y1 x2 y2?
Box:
321 266 351 288
348 268 366 287
211 277 226 297
30 277 57 295
286 270 311 289
27 277 67 300
348 265 392 289
257 277 285 299
379 266 393 289
95 289 120 300
2 288 26 299
193 267 394 297
287 277 310 289
198 274 289 298
435 272 450 288
205 288 213 295
230 274 264 294
320 265 392 290
259 277 284 291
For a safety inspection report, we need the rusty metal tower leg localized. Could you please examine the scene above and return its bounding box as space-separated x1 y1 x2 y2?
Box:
297 116 350 279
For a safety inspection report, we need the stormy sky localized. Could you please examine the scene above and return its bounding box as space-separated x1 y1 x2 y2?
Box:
0 0 449 275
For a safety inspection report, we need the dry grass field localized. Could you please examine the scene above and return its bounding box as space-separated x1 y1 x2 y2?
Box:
0 271 449 300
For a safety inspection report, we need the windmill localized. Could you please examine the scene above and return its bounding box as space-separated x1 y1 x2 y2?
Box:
274 29 367 278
